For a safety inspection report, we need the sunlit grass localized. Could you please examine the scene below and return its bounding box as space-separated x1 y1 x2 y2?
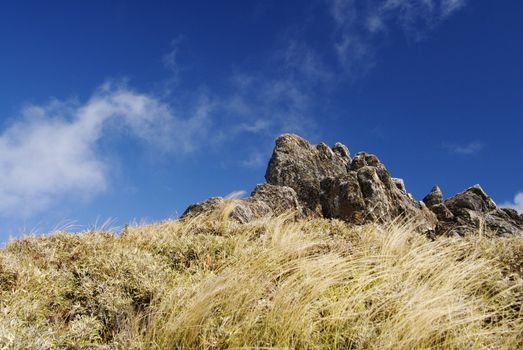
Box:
1 202 522 349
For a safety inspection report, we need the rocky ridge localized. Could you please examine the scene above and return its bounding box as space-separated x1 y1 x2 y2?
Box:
182 134 523 236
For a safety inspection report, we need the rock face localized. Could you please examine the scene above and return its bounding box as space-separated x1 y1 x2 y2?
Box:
265 134 349 215
182 133 523 236
250 184 302 216
320 152 437 233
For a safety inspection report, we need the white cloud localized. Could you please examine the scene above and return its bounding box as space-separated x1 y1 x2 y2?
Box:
443 141 483 155
0 83 212 217
500 192 523 214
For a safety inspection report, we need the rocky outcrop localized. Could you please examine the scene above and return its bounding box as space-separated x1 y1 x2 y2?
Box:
181 184 302 223
182 133 523 236
265 134 349 215
423 185 523 236
320 152 437 233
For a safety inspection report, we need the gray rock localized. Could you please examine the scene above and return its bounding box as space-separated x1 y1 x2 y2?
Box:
229 199 272 223
250 184 303 216
181 196 272 223
445 185 497 214
485 209 523 236
321 153 437 233
424 185 523 236
429 203 454 222
181 184 303 223
320 173 367 224
265 134 349 214
332 142 352 167
392 178 406 192
423 185 444 208
181 197 224 218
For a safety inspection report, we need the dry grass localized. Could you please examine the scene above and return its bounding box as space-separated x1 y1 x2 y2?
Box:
0 203 522 349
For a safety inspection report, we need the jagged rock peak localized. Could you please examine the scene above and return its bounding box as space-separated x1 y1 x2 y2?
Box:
392 178 406 193
264 134 349 215
332 142 351 164
423 185 444 208
445 184 497 214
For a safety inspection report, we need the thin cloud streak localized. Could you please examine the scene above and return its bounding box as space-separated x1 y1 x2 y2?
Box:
443 141 484 155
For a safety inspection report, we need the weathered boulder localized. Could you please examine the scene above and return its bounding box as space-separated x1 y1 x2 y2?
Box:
181 197 224 218
265 134 349 214
181 184 303 223
181 196 272 223
250 184 303 216
320 152 437 232
445 185 496 214
485 208 523 236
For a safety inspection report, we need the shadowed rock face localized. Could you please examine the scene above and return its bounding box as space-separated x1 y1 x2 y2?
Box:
423 185 523 236
320 152 437 233
182 133 523 236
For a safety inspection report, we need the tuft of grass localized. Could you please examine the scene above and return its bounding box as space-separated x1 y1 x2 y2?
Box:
0 204 522 349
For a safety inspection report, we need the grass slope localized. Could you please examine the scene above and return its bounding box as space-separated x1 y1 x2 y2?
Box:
1 204 522 349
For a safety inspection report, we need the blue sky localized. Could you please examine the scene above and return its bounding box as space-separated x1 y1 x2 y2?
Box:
0 0 522 241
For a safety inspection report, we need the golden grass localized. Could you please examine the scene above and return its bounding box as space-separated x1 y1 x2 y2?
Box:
0 204 522 349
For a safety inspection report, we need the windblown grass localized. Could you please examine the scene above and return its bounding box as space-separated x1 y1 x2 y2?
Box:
0 204 522 349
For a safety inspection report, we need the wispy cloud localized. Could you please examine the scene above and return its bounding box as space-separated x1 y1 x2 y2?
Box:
241 150 266 169
0 82 213 217
161 36 186 95
327 0 467 74
500 192 523 214
225 70 318 139
279 41 334 84
443 141 484 155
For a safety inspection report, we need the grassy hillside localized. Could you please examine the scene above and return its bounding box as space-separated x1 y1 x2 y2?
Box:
1 203 522 349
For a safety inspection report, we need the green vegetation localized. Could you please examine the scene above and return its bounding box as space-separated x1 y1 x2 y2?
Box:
0 204 522 349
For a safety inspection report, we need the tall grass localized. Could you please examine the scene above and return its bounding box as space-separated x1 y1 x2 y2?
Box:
0 203 522 349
